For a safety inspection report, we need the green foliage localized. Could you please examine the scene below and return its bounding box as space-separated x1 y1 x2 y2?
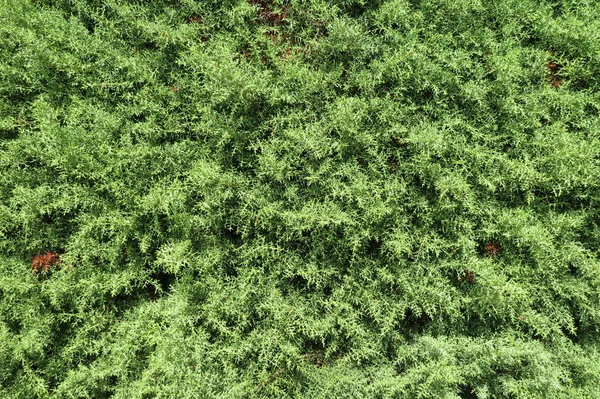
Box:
1 0 600 397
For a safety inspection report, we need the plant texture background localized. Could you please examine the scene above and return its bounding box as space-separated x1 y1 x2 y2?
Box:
1 0 600 397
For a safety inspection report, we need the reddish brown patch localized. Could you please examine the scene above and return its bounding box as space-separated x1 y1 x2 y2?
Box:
545 61 564 88
280 48 293 60
463 270 476 284
265 30 279 42
234 46 253 63
170 86 179 93
485 240 501 257
187 15 201 24
387 156 397 172
31 252 61 274
249 0 289 26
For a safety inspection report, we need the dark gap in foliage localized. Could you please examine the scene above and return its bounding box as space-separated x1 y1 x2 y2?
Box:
395 361 405 375
148 271 175 299
346 83 360 97
5 318 22 335
221 143 258 176
458 385 478 399
407 0 421 10
49 320 72 352
40 213 53 225
571 319 600 345
565 120 584 134
223 260 239 278
533 190 591 212
448 268 472 288
5 91 38 104
354 153 369 170
301 339 325 367
109 288 146 314
413 88 434 105
411 174 437 205
342 0 383 18
221 225 242 243
82 16 97 35
154 213 170 242
139 41 158 52
156 44 185 80
381 335 398 361
343 2 368 18
92 375 118 399
78 351 101 369
390 135 405 148
360 311 376 329
402 308 431 335
366 238 381 256
15 158 40 170
550 1 564 18
303 338 324 352
462 309 500 336
235 43 254 63
563 325 580 344
0 126 20 140
289 274 309 291
520 22 540 48
570 76 591 91
379 81 398 100
564 301 599 344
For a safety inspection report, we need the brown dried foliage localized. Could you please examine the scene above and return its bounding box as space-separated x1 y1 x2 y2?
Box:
463 270 476 284
31 252 61 274
248 0 289 26
545 61 564 88
485 240 501 257
387 156 397 172
280 48 294 61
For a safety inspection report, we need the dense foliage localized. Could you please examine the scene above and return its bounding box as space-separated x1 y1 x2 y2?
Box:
1 0 600 397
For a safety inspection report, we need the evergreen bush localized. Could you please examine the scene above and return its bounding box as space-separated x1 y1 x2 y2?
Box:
1 0 600 397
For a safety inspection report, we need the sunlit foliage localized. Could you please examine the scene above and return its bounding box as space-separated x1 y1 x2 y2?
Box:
1 0 600 397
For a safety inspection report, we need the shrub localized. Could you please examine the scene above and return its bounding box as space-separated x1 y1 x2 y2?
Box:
1 0 600 398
